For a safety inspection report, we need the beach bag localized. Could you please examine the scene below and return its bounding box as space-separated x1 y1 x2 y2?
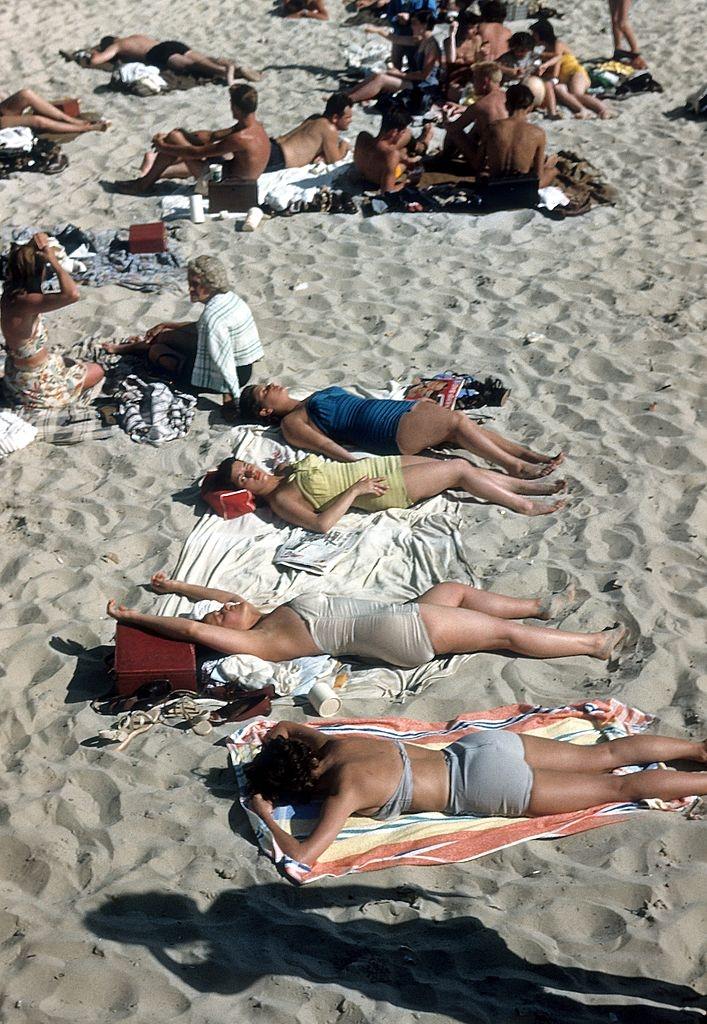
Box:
615 71 663 96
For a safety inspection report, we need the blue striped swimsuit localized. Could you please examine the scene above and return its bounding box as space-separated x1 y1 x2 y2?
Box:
306 386 415 454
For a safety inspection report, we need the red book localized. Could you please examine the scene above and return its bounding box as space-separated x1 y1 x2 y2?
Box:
114 622 197 695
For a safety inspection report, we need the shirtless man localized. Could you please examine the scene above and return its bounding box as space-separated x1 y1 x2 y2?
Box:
476 0 511 60
275 94 352 167
480 83 557 186
88 34 261 82
441 62 507 174
354 110 432 192
113 85 271 194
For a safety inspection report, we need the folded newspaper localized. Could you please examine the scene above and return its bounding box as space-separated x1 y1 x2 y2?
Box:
274 528 360 575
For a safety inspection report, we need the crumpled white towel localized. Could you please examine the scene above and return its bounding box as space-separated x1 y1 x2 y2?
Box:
201 652 348 697
345 39 389 73
0 126 35 152
0 410 37 457
113 62 168 95
258 155 353 212
116 374 196 446
537 186 570 211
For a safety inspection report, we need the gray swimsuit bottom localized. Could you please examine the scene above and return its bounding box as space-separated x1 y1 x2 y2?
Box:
443 731 534 818
287 593 436 669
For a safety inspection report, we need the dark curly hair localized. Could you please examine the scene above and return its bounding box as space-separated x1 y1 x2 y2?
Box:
245 737 319 803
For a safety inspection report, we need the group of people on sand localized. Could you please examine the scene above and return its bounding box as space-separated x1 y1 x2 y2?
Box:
6 3 701 873
106 4 620 199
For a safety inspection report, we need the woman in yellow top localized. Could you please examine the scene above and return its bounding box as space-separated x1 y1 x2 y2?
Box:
212 451 566 533
531 20 610 120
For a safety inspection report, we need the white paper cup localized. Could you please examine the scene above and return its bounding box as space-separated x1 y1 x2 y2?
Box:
242 206 264 232
308 681 341 718
189 194 205 224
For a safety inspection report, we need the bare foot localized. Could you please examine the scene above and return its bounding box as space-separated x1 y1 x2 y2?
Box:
573 111 588 120
93 120 111 132
594 624 628 661
517 452 565 479
538 582 577 621
598 109 613 120
526 498 566 516
515 477 568 496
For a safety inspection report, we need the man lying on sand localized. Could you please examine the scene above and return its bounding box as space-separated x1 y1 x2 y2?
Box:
245 721 706 867
0 88 109 134
354 109 433 192
113 85 271 193
273 94 352 167
481 84 557 186
239 382 563 479
103 256 262 410
109 573 625 668
88 34 262 82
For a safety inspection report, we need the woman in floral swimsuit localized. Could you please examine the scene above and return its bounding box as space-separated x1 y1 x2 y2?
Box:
1 234 104 409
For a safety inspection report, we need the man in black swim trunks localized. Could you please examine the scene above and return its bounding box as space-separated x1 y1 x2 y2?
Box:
89 34 262 82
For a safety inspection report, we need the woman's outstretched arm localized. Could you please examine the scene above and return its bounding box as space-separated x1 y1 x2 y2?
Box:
106 601 257 655
150 571 246 605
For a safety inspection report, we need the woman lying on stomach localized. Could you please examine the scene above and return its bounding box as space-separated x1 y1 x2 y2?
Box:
245 720 707 867
108 573 626 669
239 382 564 480
212 451 567 527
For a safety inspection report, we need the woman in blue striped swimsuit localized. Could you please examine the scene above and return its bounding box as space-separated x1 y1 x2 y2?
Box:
239 382 564 480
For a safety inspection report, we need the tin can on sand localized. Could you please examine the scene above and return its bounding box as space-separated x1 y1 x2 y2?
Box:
242 206 264 232
308 681 341 718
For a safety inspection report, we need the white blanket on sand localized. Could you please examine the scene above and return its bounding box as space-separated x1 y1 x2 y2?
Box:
157 425 479 702
257 155 353 212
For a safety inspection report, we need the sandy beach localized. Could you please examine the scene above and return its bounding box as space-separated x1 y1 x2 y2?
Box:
1 0 706 1019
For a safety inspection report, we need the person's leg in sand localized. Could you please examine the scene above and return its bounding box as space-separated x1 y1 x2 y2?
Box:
0 89 109 133
525 735 707 814
414 582 626 659
103 325 198 379
400 456 567 516
567 71 611 119
396 403 564 478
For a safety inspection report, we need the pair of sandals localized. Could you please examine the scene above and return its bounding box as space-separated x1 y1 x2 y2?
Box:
94 681 275 724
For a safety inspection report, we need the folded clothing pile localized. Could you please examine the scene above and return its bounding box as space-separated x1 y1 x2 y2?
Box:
115 374 196 445
110 62 168 96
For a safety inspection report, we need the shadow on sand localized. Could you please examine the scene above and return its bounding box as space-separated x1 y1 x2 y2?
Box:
85 884 706 1022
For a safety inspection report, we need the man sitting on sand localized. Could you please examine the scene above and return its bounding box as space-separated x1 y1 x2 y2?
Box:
103 256 262 412
480 84 557 186
440 61 507 174
354 110 432 192
113 85 272 194
88 34 262 82
273 94 352 167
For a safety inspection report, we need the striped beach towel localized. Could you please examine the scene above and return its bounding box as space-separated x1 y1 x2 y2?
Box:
228 699 695 884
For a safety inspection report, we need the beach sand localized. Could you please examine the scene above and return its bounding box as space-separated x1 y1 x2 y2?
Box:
0 0 706 1019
